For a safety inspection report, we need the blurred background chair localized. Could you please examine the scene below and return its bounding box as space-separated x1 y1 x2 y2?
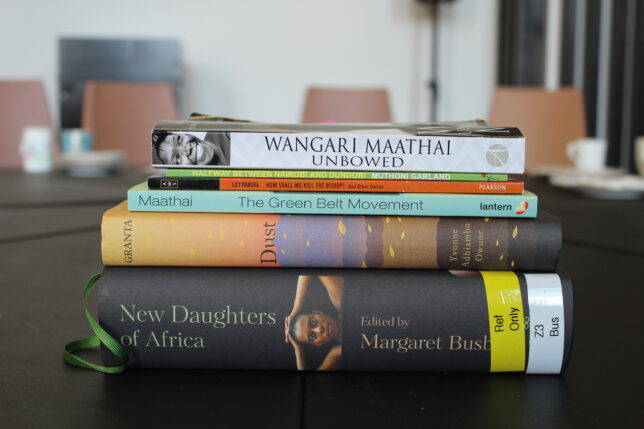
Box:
0 81 54 168
81 80 178 165
488 86 587 173
302 87 391 123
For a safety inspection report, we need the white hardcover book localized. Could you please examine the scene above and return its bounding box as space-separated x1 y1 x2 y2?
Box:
151 120 525 174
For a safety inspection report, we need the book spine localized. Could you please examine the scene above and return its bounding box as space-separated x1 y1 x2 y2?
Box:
165 169 509 182
102 202 560 270
148 176 524 194
152 131 525 173
99 267 573 374
126 187 538 217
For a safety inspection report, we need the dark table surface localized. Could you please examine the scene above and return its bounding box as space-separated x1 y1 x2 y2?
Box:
1 170 643 428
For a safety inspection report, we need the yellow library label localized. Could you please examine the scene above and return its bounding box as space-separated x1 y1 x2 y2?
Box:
481 271 526 372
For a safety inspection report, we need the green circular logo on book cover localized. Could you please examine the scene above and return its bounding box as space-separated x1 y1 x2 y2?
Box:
486 144 509 167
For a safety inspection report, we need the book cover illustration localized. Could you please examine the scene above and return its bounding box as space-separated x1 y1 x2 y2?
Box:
102 201 560 270
99 267 572 374
151 121 525 173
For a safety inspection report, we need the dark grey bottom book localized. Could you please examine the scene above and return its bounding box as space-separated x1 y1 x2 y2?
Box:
99 266 573 374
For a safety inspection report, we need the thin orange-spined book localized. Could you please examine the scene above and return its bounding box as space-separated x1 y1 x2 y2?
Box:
147 175 524 194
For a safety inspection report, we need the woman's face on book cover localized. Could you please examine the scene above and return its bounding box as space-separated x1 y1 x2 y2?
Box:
293 310 341 346
157 133 221 165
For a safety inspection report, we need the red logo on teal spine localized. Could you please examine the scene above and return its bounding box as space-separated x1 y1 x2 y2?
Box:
515 201 529 215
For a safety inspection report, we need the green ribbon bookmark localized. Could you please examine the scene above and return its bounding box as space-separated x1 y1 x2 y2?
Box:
63 273 128 373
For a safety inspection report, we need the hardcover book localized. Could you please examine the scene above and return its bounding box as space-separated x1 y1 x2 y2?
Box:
103 201 560 271
147 175 525 194
165 169 509 182
99 267 573 374
127 183 538 217
152 121 525 173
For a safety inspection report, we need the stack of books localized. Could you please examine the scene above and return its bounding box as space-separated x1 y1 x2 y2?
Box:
69 120 572 374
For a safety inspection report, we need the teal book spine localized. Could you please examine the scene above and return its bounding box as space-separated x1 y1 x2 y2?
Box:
127 183 537 217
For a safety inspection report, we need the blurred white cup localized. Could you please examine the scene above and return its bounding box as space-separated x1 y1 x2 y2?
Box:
19 126 53 173
566 137 607 172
